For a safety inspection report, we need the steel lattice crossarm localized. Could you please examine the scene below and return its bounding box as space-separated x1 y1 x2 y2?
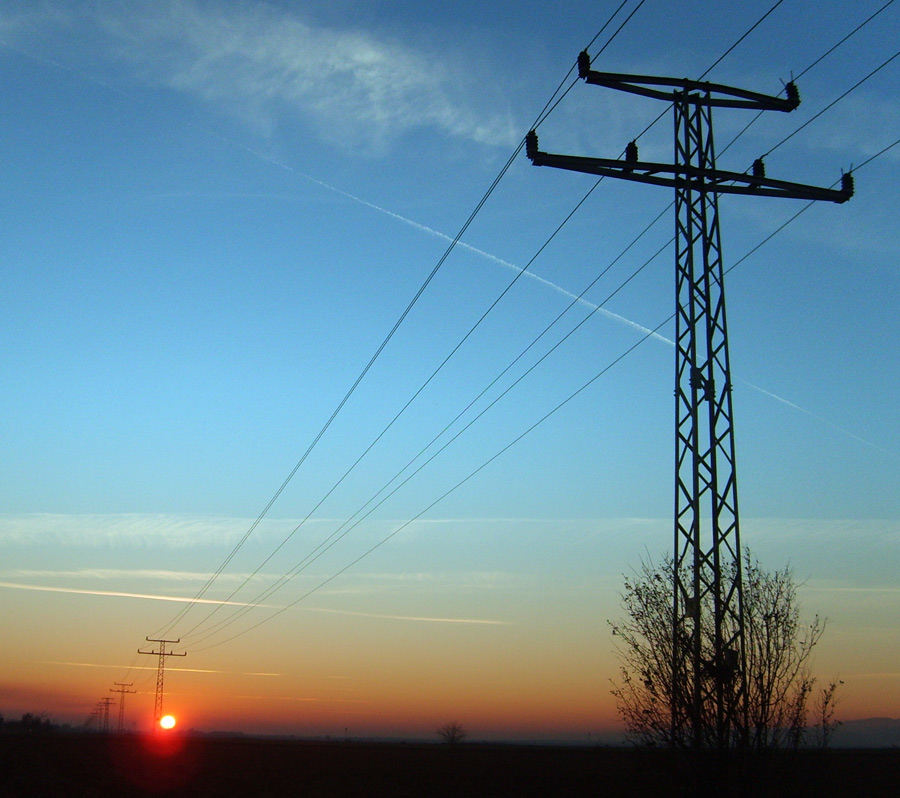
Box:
526 50 853 204
526 134 853 203
576 49 801 111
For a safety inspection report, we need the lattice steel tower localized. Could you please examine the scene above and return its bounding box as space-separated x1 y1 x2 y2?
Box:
110 682 136 733
139 637 186 728
527 51 851 749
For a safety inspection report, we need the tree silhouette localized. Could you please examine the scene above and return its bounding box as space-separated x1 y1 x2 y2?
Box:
610 550 839 793
436 720 467 746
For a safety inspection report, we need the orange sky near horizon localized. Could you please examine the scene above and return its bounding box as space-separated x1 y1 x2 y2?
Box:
1 544 897 742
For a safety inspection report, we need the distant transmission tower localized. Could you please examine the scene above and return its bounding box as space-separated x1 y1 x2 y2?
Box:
527 51 851 749
110 682 136 733
138 637 186 728
99 696 115 733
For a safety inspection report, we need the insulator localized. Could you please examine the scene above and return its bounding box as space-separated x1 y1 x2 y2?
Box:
841 171 854 198
525 130 538 161
752 158 765 179
784 80 800 107
625 140 638 163
577 50 591 80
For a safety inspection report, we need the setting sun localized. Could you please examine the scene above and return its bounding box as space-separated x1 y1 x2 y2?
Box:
159 715 177 730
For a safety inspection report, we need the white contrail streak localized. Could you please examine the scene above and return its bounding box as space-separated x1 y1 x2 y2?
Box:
0 580 272 606
240 143 675 344
41 660 280 676
740 381 895 458
226 144 896 458
301 606 511 626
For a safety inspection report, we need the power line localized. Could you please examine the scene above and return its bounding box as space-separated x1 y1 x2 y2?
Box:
181 213 672 648
178 150 626 643
158 7 643 641
141 7 893 668
194 313 673 652
721 0 898 158
759 45 900 159
795 0 896 82
173 5 890 648
185 123 900 654
699 0 787 79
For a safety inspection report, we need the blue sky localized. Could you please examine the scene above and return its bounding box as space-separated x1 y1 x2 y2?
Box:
0 0 898 736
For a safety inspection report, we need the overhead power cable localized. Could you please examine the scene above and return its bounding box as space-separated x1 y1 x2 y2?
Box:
179 173 612 640
699 0 787 79
189 130 900 652
156 2 895 657
533 0 647 130
722 0 897 158
180 205 671 646
193 312 673 652
154 6 639 640
759 45 900 159
172 0 848 646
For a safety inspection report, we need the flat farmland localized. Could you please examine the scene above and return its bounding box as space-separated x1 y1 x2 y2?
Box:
1 734 897 796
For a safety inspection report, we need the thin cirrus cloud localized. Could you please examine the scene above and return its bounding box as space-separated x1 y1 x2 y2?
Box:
88 0 519 151
41 660 280 676
0 513 331 547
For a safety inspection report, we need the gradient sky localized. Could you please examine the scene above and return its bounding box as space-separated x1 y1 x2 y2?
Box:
1 0 897 740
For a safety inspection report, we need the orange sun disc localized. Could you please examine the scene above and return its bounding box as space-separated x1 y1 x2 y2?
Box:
159 715 177 730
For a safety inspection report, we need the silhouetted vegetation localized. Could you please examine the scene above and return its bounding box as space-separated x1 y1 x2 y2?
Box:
610 550 840 795
0 713 57 735
437 720 467 745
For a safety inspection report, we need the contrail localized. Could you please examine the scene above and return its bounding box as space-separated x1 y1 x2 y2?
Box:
211 142 897 459
739 381 896 459
5 38 889 459
237 141 676 344
301 606 512 626
41 660 280 676
0 580 273 606
0 579 510 626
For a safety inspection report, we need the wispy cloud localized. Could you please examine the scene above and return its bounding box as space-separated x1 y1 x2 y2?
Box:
302 606 512 626
233 694 368 703
41 661 280 676
17 0 515 152
0 513 330 547
0 568 248 582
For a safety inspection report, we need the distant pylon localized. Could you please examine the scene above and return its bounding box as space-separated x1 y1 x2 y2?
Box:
99 697 115 733
138 637 186 729
110 682 136 733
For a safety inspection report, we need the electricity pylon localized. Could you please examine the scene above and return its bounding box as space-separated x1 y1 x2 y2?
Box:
110 682 136 733
99 697 115 733
138 637 186 729
526 51 851 750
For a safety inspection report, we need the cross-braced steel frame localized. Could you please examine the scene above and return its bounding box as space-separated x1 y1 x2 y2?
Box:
671 94 744 749
526 51 851 752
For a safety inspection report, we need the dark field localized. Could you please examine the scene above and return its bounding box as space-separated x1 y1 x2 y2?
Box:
1 733 898 797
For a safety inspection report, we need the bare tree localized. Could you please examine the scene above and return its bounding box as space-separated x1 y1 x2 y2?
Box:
436 720 467 746
610 550 839 792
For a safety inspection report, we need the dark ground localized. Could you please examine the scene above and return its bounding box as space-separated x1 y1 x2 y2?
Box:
1 733 898 797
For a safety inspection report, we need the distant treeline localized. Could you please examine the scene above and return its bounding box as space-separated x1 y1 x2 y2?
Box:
0 712 69 734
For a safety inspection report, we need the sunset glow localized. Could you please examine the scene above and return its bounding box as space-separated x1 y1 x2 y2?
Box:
0 0 897 745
